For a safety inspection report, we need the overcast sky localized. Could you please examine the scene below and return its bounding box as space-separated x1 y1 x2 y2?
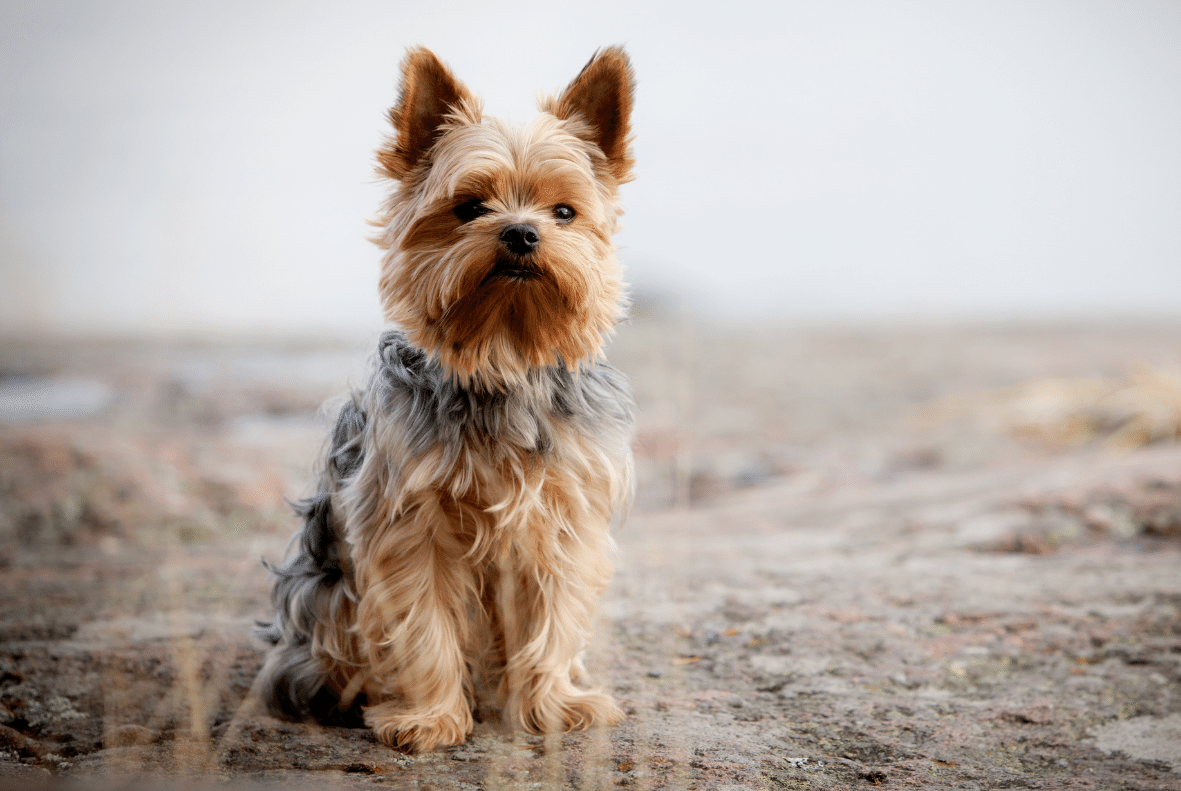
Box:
2 0 1179 335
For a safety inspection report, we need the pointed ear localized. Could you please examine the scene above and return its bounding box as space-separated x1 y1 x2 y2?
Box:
378 47 476 180
546 47 635 183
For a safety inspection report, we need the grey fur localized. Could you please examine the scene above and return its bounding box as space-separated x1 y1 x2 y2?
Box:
256 330 634 723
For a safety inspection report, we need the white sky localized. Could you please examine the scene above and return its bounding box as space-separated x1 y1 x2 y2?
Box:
2 0 1179 334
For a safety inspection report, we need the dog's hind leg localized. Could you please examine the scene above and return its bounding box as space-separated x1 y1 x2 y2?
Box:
256 396 368 723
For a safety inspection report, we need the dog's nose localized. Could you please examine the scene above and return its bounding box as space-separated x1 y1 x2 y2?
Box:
499 224 540 256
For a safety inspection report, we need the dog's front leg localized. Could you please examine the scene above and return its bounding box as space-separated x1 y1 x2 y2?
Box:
352 495 475 751
496 528 623 735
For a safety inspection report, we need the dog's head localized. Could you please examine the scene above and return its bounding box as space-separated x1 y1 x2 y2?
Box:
373 47 635 387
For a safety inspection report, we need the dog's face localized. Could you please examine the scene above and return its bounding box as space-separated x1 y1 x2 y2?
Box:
373 48 635 386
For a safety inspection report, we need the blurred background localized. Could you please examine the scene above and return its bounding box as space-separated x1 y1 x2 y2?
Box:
2 4 1181 782
3 0 1180 334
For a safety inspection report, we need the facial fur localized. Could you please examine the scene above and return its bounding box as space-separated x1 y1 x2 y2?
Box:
374 47 634 387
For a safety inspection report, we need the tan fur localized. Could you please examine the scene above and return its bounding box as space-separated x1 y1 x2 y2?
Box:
332 403 628 749
374 50 631 389
269 47 637 752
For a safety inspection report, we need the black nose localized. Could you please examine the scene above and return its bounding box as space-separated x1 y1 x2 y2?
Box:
499 224 540 256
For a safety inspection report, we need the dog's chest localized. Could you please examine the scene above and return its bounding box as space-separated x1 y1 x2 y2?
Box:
371 332 634 518
450 382 626 494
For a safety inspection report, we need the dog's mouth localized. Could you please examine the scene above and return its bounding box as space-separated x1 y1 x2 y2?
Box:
486 257 541 282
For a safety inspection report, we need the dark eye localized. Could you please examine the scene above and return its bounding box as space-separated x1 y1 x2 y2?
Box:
553 204 576 223
454 198 491 223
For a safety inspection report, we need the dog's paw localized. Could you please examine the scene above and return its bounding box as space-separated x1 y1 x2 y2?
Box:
521 688 624 734
365 704 473 752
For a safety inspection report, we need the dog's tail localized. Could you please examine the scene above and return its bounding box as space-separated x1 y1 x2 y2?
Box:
254 394 368 724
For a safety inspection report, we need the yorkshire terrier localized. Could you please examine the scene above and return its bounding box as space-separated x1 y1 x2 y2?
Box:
256 47 636 752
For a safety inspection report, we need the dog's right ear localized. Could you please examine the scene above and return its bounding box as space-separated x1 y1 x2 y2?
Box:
378 48 476 180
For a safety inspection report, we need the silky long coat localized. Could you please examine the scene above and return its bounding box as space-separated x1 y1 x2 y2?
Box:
256 47 637 752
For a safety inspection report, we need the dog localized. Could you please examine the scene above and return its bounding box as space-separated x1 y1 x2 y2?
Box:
255 46 637 752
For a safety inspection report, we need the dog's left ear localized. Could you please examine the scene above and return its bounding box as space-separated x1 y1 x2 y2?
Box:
546 47 635 184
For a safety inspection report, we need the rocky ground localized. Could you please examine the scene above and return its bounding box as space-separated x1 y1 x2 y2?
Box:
0 318 1179 789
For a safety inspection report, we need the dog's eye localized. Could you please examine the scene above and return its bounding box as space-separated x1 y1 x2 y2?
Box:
454 198 491 223
553 205 576 223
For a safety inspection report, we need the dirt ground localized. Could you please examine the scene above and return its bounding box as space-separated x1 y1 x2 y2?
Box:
1 317 1179 790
